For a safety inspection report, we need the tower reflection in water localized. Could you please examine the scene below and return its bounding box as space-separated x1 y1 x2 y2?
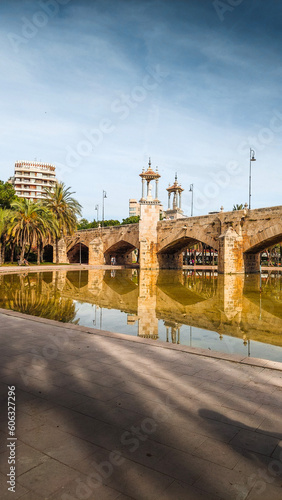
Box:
0 269 282 362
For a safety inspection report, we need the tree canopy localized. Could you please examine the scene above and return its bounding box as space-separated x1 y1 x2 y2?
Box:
8 199 55 262
43 182 82 234
121 216 140 225
103 219 120 227
0 181 18 209
0 182 82 265
77 218 92 230
77 219 121 229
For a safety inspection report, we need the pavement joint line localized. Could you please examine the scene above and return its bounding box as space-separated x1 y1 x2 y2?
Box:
1 307 282 373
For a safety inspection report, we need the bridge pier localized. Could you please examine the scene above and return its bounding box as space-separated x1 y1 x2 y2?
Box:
138 270 159 338
54 239 68 264
218 274 244 321
139 203 160 270
87 269 105 294
218 227 244 274
89 238 104 266
218 227 261 274
52 270 67 291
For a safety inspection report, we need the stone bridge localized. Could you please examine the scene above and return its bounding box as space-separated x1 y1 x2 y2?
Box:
55 205 282 274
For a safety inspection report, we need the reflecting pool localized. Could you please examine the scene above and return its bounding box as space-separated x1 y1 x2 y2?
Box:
0 269 282 362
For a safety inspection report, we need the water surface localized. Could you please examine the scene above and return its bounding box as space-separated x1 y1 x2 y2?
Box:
0 269 282 363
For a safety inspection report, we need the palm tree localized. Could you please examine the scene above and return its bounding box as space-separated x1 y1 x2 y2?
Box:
42 182 82 263
8 199 53 262
8 234 17 264
36 207 59 264
233 204 244 211
0 208 12 265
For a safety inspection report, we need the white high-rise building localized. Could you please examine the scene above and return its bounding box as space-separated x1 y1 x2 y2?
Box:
12 161 57 201
129 199 141 217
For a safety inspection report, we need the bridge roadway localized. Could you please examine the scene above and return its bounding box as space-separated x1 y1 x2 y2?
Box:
55 205 282 274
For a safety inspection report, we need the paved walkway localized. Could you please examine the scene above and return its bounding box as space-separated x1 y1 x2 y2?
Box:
0 309 281 499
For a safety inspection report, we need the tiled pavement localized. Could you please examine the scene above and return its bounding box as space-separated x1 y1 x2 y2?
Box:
0 309 281 499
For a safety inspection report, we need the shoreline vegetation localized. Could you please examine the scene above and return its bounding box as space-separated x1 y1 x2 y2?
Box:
0 181 82 266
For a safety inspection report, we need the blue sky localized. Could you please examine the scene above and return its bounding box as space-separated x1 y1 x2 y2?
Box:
0 0 282 220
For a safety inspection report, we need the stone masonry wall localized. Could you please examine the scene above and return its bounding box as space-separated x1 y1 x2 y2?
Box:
218 227 244 274
56 239 68 264
139 203 160 269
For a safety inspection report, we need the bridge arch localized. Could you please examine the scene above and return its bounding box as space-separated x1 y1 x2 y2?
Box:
157 235 218 269
104 240 138 265
67 243 89 264
244 223 282 254
243 223 282 273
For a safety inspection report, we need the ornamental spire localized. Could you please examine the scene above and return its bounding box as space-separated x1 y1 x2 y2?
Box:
139 157 161 203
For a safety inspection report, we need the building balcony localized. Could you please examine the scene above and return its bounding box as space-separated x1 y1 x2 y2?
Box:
14 181 55 189
15 172 55 180
14 164 55 173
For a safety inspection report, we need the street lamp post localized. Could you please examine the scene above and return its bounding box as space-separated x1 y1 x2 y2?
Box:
95 204 99 224
249 148 256 209
189 184 194 217
102 190 107 227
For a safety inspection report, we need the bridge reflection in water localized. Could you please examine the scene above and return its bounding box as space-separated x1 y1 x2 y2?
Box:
0 269 281 362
